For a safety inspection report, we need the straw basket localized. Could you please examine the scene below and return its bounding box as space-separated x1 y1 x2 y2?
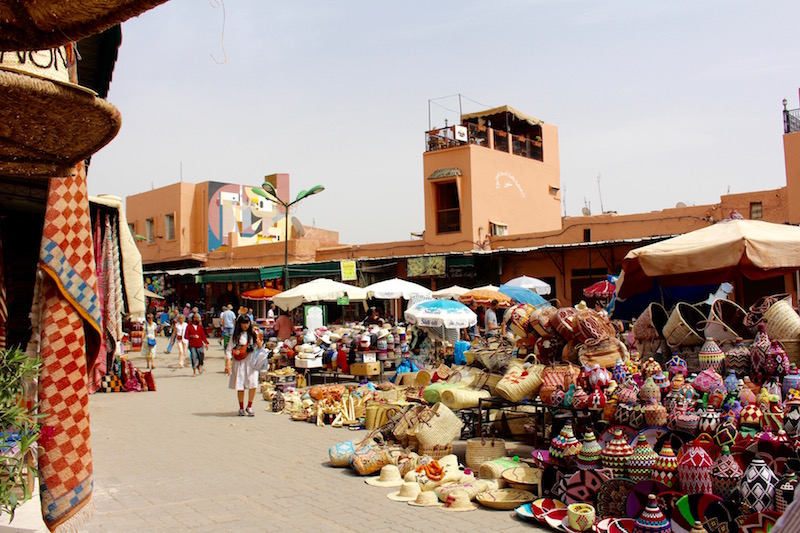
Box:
704 299 754 343
745 293 791 327
417 443 453 461
441 388 491 410
465 434 507 471
634 302 668 341
663 302 707 348
476 488 536 510
393 405 427 447
501 466 544 494
478 457 519 479
496 363 544 403
578 337 628 368
422 382 464 404
414 403 463 447
777 339 800 367
764 300 800 341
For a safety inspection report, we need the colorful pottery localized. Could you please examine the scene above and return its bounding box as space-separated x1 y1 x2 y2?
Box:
677 436 714 494
588 386 607 411
633 494 671 533
572 385 590 410
629 404 646 430
726 338 750 378
783 399 800 436
615 402 634 427
711 445 743 500
612 358 627 384
652 371 670 398
628 435 658 483
652 441 679 489
642 358 662 380
740 458 778 512
740 404 764 430
714 416 739 447
577 430 603 470
783 364 800 395
694 367 724 395
707 387 726 410
766 340 790 379
676 405 700 435
644 399 667 427
601 428 634 479
699 338 726 374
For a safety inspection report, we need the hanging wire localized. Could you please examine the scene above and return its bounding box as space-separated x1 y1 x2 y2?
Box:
209 0 228 64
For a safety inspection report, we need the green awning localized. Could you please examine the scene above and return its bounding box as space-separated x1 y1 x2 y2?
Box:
259 266 284 280
427 167 462 180
447 256 474 268
287 262 342 279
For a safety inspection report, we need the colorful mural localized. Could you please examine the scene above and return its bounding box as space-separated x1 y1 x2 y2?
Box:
207 182 283 252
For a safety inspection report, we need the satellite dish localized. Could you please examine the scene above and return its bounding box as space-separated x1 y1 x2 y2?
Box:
676 201 687 208
581 206 591 216
291 216 306 237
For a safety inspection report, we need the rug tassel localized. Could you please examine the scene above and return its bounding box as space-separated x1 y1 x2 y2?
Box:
51 499 94 533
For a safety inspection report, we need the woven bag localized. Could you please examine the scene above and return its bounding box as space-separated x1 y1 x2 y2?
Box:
466 433 507 471
578 336 628 368
764 299 800 341
441 388 491 410
414 403 463 448
663 302 706 348
393 405 427 446
478 457 519 479
745 293 791 327
553 308 578 340
329 439 357 467
350 444 394 476
575 309 616 342
417 443 454 461
703 299 754 343
496 363 545 403
538 363 580 403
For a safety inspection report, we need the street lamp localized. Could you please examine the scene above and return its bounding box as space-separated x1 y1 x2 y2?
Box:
251 181 325 291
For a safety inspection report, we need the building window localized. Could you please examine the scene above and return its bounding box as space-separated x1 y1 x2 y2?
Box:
165 213 175 240
750 202 763 219
435 181 460 233
490 221 508 236
145 218 155 243
583 228 591 242
127 222 135 237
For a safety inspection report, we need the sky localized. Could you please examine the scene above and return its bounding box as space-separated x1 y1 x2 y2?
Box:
88 1 800 245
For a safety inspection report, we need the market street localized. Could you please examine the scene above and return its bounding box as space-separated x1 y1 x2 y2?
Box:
7 336 547 532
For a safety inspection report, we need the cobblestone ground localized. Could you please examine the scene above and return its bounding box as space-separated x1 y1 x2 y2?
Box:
7 338 548 532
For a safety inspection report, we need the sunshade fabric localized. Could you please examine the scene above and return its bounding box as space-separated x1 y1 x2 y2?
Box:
404 299 477 329
241 287 282 300
432 285 470 299
143 288 164 300
504 275 551 295
272 278 367 311
364 278 432 300
459 289 513 308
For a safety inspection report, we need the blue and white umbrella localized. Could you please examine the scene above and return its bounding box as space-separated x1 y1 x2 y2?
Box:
404 299 477 329
498 284 551 308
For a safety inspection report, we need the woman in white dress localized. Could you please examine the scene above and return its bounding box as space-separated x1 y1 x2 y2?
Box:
226 314 262 416
172 314 189 368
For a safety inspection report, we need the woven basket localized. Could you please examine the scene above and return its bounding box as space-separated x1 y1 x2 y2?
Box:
764 300 800 341
745 293 791 327
578 336 628 368
422 382 464 404
663 302 707 348
476 488 536 510
704 299 754 343
392 405 427 447
441 388 491 410
466 435 507 471
496 363 545 403
634 302 668 341
414 403 463 448
417 443 453 461
478 457 519 479
777 339 800 367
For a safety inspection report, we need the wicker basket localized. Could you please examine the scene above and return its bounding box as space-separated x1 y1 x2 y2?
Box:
478 457 519 479
496 363 544 403
417 443 453 461
704 299 754 343
441 388 491 410
414 403 463 447
578 336 628 368
392 405 427 447
764 300 800 341
476 488 536 510
465 435 507 471
663 302 707 348
778 339 800 367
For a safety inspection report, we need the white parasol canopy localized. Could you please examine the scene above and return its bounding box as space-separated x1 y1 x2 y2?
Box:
364 278 432 300
404 299 477 329
431 285 471 300
504 275 552 295
272 278 367 311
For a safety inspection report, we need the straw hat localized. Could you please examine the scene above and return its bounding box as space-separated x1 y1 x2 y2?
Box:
387 482 421 502
0 44 121 178
442 489 479 512
408 490 444 507
364 465 404 487
0 1 168 52
378 328 390 339
227 304 234 310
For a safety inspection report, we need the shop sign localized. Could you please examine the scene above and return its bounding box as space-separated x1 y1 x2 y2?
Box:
340 260 357 281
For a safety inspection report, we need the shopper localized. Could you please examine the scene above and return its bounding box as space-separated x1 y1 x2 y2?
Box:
484 300 500 337
186 312 209 376
220 304 236 374
226 314 263 416
142 313 158 370
172 314 189 368
275 311 294 341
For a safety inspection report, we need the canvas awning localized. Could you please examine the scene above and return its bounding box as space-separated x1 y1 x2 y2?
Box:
461 105 543 127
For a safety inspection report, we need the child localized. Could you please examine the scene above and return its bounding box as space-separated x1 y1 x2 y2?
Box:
143 313 158 370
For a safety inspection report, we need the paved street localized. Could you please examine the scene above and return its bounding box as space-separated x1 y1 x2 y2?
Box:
6 337 547 532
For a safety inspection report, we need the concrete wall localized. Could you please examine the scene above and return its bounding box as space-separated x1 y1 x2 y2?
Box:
785 131 800 224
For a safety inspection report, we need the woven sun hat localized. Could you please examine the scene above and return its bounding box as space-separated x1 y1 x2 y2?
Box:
387 482 422 502
0 44 121 178
378 328 391 339
0 0 168 52
408 490 444 507
442 489 479 512
365 465 404 487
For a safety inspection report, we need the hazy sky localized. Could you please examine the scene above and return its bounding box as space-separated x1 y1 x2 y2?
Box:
88 1 800 244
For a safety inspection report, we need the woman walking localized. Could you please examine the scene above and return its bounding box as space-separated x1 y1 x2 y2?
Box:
186 313 209 376
172 314 189 368
143 313 158 370
226 314 262 416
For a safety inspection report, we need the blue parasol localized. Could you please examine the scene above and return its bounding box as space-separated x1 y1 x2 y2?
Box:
498 284 551 308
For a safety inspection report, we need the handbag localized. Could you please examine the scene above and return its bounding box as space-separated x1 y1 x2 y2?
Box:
231 345 248 361
147 337 156 347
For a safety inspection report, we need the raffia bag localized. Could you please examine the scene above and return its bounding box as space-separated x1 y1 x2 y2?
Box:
496 362 545 403
393 405 428 447
441 388 491 410
578 336 629 368
417 443 453 461
466 434 507 471
663 302 707 348
745 293 791 327
413 402 463 448
764 299 800 341
479 457 519 479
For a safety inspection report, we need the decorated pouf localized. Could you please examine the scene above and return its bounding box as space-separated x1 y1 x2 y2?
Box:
633 494 671 533
677 436 714 494
711 445 742 500
577 430 602 470
740 457 778 512
601 428 634 478
627 434 657 483
652 441 679 488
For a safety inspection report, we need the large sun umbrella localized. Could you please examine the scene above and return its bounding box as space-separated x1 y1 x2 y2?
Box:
272 278 367 311
617 218 800 298
241 287 282 300
583 280 616 299
431 285 471 300
404 299 477 329
498 284 551 308
504 275 552 295
472 284 500 292
364 278 432 300
459 289 513 308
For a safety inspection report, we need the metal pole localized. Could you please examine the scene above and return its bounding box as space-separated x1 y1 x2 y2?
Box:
283 201 289 291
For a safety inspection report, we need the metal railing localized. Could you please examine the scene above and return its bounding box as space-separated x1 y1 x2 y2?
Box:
785 108 800 134
425 124 543 161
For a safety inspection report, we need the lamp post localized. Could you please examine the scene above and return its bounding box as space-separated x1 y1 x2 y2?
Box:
251 181 325 291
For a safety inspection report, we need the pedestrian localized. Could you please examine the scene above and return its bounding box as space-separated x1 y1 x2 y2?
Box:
226 313 263 416
142 313 158 369
275 311 294 341
484 300 500 337
186 312 209 376
247 307 255 323
220 304 236 374
172 314 189 368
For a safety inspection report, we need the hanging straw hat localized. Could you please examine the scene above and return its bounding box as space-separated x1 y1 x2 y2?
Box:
0 44 121 178
364 465 404 487
408 490 444 507
0 1 169 52
442 489 479 512
387 482 421 502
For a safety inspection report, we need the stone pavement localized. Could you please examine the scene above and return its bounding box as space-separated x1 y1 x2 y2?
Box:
5 337 548 532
